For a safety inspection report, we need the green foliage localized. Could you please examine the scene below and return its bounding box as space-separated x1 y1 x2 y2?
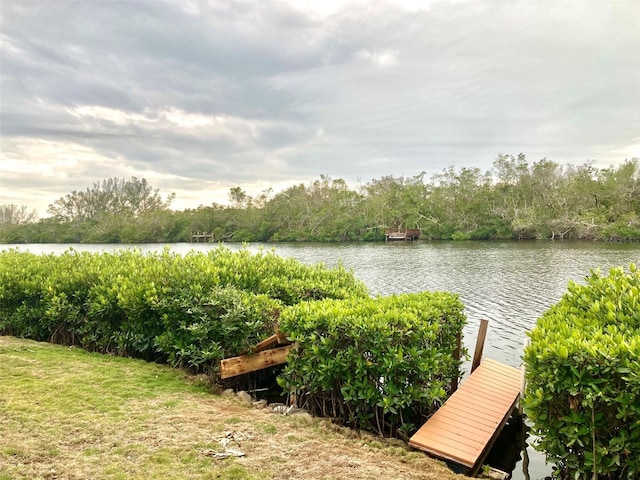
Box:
154 286 281 374
523 264 640 479
47 176 175 222
601 215 640 242
3 158 640 243
451 232 472 241
0 247 368 374
262 176 364 241
0 204 38 225
278 292 466 437
204 247 369 305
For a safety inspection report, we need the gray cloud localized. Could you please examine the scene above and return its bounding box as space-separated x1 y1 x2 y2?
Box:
1 0 639 215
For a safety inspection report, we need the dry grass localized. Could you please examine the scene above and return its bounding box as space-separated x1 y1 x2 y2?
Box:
0 336 466 480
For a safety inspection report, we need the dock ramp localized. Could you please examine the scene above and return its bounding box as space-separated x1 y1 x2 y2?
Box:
409 358 522 476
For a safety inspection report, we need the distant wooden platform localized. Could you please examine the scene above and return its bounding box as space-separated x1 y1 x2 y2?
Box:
385 228 421 241
409 358 522 476
191 231 215 242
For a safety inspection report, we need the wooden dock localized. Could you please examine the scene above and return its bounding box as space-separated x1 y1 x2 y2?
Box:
409 358 522 476
191 231 215 242
384 228 421 241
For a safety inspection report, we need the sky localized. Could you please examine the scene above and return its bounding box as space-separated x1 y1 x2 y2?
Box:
1 0 639 216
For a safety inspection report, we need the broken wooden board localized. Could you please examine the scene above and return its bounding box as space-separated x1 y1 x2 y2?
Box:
220 344 295 379
252 334 279 353
274 326 289 345
251 328 291 354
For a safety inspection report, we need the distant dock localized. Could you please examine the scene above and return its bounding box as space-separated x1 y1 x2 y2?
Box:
190 231 215 242
385 228 421 241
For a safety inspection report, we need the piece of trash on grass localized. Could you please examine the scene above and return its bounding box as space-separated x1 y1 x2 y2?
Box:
201 448 245 459
200 431 250 460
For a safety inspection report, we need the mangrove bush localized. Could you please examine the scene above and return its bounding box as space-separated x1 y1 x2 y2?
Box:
523 264 640 479
0 247 368 374
278 292 466 438
1 247 469 442
3 156 639 243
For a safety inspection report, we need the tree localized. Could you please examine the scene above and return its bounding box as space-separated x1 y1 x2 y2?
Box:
47 177 175 222
0 204 38 225
360 174 426 231
228 187 249 209
426 166 498 239
261 176 362 241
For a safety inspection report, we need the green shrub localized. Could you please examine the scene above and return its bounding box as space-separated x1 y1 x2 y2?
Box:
278 292 466 438
601 221 640 242
204 247 369 304
0 247 368 374
523 264 640 479
0 250 61 340
451 231 472 241
153 286 281 375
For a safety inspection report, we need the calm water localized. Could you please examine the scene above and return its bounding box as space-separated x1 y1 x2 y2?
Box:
4 240 639 479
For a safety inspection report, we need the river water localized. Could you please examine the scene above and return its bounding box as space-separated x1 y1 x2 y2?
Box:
4 240 639 479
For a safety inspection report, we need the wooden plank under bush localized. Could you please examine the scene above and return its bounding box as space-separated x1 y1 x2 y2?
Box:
251 334 279 353
252 328 291 353
220 344 295 379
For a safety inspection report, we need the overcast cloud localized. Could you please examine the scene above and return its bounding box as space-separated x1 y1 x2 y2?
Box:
1 0 639 215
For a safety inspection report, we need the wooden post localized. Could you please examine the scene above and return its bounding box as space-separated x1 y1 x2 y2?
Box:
471 319 489 373
450 332 462 393
519 339 529 416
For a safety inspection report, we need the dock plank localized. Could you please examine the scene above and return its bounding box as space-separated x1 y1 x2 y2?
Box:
409 358 522 475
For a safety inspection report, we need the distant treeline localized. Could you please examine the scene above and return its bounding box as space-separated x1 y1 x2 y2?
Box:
2 155 639 243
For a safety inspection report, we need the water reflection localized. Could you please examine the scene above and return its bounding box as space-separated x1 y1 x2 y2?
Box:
483 417 527 478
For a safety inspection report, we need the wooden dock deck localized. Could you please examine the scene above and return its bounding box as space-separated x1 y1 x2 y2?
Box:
409 358 522 476
384 228 421 241
191 231 215 242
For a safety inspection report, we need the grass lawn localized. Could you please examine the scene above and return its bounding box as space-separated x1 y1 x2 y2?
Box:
0 336 464 480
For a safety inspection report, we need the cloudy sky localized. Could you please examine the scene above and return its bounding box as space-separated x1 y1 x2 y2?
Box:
1 0 639 216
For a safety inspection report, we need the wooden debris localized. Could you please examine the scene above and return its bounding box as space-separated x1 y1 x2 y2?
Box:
220 344 295 379
274 326 289 345
246 326 292 354
202 431 250 459
220 327 294 379
251 334 280 353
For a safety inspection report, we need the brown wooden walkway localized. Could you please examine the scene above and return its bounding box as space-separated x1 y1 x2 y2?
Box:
409 358 522 476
